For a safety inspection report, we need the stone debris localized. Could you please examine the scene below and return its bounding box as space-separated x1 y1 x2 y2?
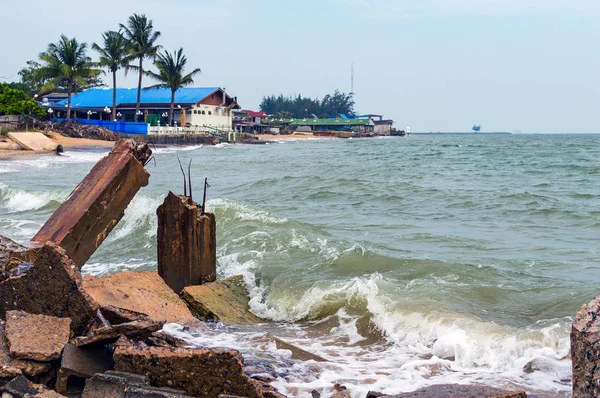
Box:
82 371 194 398
0 244 98 335
378 384 527 397
4 311 70 362
52 121 120 141
0 236 35 279
572 295 600 398
32 139 151 268
181 275 263 325
271 336 327 363
0 322 51 378
82 271 197 324
55 344 112 393
0 375 66 398
113 342 280 398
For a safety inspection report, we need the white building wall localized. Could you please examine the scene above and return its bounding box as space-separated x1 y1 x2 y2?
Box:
189 104 232 131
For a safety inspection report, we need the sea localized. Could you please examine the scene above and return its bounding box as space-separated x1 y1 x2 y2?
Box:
1 133 599 397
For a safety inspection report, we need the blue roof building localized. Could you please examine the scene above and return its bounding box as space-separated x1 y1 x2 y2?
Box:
48 87 240 129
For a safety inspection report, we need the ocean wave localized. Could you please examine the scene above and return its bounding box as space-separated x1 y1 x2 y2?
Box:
0 183 64 213
152 145 203 154
208 198 288 225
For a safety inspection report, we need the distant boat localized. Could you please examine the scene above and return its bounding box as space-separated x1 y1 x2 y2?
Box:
472 124 481 132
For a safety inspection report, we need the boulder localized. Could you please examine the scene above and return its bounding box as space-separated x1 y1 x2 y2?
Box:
380 384 526 397
32 139 151 268
0 243 98 334
0 321 51 378
181 275 263 325
82 271 196 324
4 311 70 362
1 375 67 398
572 296 600 397
113 343 278 398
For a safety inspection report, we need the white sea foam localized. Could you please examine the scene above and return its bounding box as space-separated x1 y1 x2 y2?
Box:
9 150 107 169
107 195 162 244
82 259 155 276
153 145 203 154
208 198 288 224
0 183 65 213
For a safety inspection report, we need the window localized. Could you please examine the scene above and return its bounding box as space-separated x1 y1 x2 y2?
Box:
202 111 206 115
208 111 212 115
193 110 197 114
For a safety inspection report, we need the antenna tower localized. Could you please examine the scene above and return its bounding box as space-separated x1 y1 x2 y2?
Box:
350 62 355 96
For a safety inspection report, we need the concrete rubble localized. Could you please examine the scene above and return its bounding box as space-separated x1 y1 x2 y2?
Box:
5 311 70 362
571 295 600 397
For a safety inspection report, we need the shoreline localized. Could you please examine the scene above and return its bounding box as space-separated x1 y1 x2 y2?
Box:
0 131 115 159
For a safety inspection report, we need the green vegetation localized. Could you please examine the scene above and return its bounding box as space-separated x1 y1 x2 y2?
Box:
120 14 162 122
37 35 101 119
0 83 45 117
92 30 131 120
259 90 355 118
145 48 201 126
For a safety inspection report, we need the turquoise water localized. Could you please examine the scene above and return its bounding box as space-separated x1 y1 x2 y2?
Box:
1 134 599 396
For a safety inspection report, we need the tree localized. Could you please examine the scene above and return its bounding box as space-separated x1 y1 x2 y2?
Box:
17 60 104 97
92 30 130 120
37 35 100 119
259 90 355 118
145 48 201 126
120 14 161 122
0 83 45 117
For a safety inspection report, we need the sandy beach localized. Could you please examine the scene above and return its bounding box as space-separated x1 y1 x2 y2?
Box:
0 132 115 158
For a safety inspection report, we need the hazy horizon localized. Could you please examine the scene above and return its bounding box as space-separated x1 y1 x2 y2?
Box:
1 0 599 133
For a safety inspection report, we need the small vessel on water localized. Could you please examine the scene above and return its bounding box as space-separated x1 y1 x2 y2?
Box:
472 124 481 132
390 128 406 136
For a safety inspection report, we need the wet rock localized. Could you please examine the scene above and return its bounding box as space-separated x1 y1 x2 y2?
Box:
181 275 263 324
82 271 196 324
113 343 280 398
382 384 527 397
365 392 385 398
0 321 51 378
32 139 151 268
572 295 600 397
55 344 113 393
0 244 98 335
82 370 194 397
331 384 351 398
5 311 70 362
271 336 327 362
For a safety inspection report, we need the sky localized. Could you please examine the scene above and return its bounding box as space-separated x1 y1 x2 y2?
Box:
1 0 599 133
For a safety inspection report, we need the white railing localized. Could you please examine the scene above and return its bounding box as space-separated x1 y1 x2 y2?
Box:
148 125 233 135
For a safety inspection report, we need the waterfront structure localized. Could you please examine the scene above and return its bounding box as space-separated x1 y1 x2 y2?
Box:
289 117 375 134
46 87 240 131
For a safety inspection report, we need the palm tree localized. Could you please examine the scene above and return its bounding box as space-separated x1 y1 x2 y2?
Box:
120 14 161 122
37 35 100 119
145 48 201 126
92 31 129 121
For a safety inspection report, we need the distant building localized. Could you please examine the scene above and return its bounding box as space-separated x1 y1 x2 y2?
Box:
290 117 375 134
47 87 240 131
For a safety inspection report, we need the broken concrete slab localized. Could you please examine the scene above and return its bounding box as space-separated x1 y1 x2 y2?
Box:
72 318 164 348
82 271 196 324
572 295 600 397
32 139 151 268
113 343 277 398
0 321 51 378
181 275 263 325
82 371 194 398
157 192 217 294
55 344 113 393
7 132 57 152
0 235 37 279
0 243 98 335
381 384 527 397
271 336 327 362
5 311 70 362
1 375 67 398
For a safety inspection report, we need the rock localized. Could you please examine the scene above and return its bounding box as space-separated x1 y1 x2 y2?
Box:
113 343 279 398
365 392 385 398
0 236 36 280
0 243 98 334
331 384 351 398
4 311 70 362
181 275 263 324
72 318 164 347
271 336 327 362
157 192 216 294
0 375 66 398
82 271 196 324
52 122 119 141
0 321 51 378
32 139 151 268
572 296 600 397
382 384 527 397
82 370 194 398
55 344 113 393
